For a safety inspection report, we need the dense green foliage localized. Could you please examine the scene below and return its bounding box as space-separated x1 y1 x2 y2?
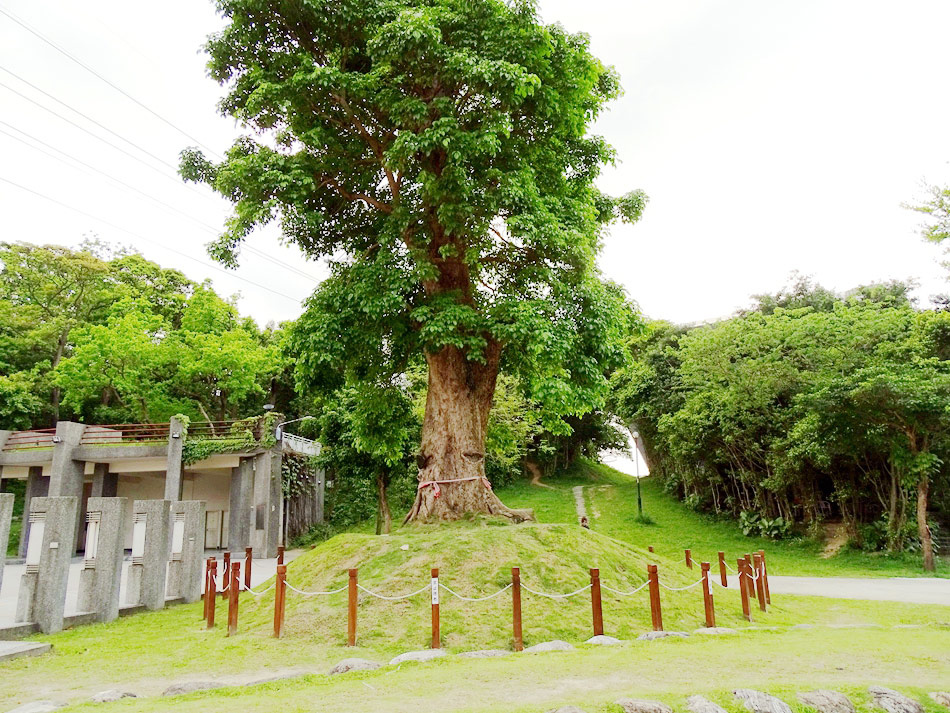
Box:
612 278 950 564
0 241 287 428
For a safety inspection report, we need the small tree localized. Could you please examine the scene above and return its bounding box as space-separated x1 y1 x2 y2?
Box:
183 0 644 522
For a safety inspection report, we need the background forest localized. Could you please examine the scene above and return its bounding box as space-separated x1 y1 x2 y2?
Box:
2 241 948 565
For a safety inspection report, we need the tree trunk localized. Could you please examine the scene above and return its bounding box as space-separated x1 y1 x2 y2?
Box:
376 470 392 535
405 344 532 523
917 477 935 572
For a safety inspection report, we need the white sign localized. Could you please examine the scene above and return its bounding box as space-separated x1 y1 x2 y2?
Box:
84 520 100 563
431 577 439 605
131 517 147 560
25 521 45 569
171 518 185 557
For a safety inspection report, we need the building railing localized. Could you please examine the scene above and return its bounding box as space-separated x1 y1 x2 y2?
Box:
2 419 269 451
2 428 58 451
282 433 320 457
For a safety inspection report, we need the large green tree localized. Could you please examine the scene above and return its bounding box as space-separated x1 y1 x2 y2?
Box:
183 0 644 521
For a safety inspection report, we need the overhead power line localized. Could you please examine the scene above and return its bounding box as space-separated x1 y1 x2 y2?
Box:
0 174 303 304
0 64 178 171
0 78 195 189
0 6 223 160
0 119 318 283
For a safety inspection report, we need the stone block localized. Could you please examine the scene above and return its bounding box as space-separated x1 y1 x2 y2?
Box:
76 497 128 622
166 500 206 603
0 492 13 591
14 496 79 633
125 499 171 611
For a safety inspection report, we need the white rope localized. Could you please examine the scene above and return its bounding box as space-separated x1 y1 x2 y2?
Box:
284 582 348 597
439 582 513 602
239 580 276 597
356 583 431 601
723 561 737 573
520 582 592 599
659 579 705 591
601 581 650 596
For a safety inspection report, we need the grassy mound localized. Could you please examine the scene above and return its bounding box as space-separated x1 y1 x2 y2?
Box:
240 522 765 650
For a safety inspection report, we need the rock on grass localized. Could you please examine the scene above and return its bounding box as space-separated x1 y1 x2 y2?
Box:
523 640 575 653
328 658 382 675
6 703 62 713
389 649 446 665
686 695 728 713
162 682 225 696
929 693 950 709
90 690 137 703
797 690 855 713
615 698 673 713
733 689 793 713
637 631 689 641
869 687 924 713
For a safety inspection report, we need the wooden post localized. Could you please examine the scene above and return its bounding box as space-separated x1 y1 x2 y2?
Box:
758 549 771 604
430 568 440 649
647 564 663 631
273 564 287 638
648 546 654 553
202 557 214 621
245 547 253 590
277 545 285 566
753 553 767 611
718 551 728 587
590 568 604 637
701 562 715 628
432 567 442 649
227 562 240 637
511 567 523 652
205 557 218 629
220 552 230 598
347 568 358 646
738 558 751 621
743 554 753 599
685 549 692 568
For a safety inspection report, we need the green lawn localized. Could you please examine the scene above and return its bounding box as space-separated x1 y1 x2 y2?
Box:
496 460 946 578
2 459 948 712
7 622 947 713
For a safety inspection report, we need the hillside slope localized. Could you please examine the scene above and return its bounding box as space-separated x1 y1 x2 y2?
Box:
240 522 758 648
495 459 945 578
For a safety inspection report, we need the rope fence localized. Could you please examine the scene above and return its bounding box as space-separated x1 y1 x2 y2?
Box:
200 546 773 645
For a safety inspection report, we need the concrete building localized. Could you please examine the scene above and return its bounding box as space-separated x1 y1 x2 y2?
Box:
0 417 323 560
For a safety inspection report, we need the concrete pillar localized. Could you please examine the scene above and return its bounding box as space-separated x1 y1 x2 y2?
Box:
90 463 118 498
166 500 206 603
228 457 254 552
48 421 86 552
125 499 171 611
164 416 185 502
15 496 79 633
0 493 12 591
252 447 282 559
18 466 49 558
76 497 127 622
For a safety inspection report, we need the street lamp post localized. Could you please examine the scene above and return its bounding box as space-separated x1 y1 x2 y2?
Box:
632 430 643 518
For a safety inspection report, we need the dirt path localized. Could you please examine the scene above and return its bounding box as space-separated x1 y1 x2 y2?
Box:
572 486 587 523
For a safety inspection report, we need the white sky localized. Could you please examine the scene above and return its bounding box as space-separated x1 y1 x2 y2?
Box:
1 0 949 331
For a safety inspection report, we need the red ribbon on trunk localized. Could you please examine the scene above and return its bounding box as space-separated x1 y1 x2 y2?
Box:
418 476 493 498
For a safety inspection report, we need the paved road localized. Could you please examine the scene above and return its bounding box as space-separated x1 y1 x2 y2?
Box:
727 574 950 605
